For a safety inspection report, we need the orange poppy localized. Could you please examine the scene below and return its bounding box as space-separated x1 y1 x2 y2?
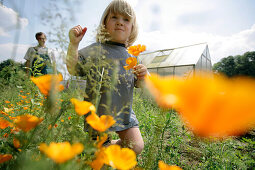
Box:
90 147 108 170
0 154 12 163
31 74 64 96
123 57 137 70
127 44 146 56
14 114 43 132
13 138 21 148
104 145 137 170
86 112 116 132
0 118 12 129
70 98 96 116
39 142 84 163
145 73 255 138
158 161 182 170
68 116 71 120
96 133 108 149
23 107 29 110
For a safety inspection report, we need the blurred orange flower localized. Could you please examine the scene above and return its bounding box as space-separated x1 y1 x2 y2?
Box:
90 147 108 170
96 133 108 148
68 116 71 120
5 101 10 104
39 142 84 163
31 74 64 96
127 44 146 56
14 114 43 132
0 118 12 129
123 57 137 70
158 161 182 170
86 112 115 132
23 107 29 110
0 154 12 163
13 138 21 148
145 73 255 138
104 145 137 170
70 98 96 116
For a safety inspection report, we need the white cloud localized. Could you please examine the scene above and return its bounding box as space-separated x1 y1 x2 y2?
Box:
136 23 255 64
0 5 28 36
0 43 30 62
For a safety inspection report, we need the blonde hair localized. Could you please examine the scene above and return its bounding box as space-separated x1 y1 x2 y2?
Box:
96 0 138 47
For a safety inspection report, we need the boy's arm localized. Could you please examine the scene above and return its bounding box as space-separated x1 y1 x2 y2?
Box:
66 25 87 75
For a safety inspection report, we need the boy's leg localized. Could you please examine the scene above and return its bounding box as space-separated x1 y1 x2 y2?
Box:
112 127 144 155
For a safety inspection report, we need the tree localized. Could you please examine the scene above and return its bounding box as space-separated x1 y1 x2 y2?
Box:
213 51 255 78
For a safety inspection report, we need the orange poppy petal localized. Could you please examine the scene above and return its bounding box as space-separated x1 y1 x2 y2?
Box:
104 145 137 170
86 112 115 132
145 73 255 138
70 98 96 116
158 160 182 170
39 142 84 163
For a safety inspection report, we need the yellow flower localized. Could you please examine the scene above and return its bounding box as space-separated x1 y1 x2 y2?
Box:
4 107 13 113
104 145 137 170
0 117 12 129
123 57 137 70
145 73 255 138
127 44 146 56
39 142 84 164
86 112 116 132
0 154 12 163
158 161 182 170
14 114 43 132
31 74 64 96
70 98 96 116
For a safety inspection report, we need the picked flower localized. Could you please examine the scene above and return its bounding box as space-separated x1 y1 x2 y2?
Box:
123 57 137 70
86 112 115 132
39 142 84 164
70 98 96 116
104 145 137 170
0 154 12 163
145 73 255 138
127 44 146 56
31 74 64 96
0 118 12 129
158 160 182 170
14 114 43 132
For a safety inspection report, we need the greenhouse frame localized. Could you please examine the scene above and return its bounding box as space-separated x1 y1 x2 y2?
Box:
139 43 212 78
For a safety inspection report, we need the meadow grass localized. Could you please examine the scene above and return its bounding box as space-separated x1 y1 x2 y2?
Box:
0 70 254 169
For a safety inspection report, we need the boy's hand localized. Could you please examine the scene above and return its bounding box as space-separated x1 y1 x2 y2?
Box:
69 25 87 45
134 64 148 80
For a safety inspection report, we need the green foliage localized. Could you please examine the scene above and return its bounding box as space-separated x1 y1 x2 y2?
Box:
134 89 255 169
213 51 255 78
0 59 26 88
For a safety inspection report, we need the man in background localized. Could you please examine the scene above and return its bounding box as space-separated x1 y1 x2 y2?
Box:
24 32 55 76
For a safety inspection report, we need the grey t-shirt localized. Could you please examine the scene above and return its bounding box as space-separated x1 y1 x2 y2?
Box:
78 42 139 131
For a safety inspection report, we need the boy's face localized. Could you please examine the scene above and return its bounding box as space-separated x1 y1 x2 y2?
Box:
105 13 132 44
37 34 46 47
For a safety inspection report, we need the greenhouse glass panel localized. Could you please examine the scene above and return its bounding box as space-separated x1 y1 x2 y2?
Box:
157 67 174 76
174 65 194 76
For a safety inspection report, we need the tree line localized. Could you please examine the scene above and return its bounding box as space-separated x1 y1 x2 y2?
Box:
213 51 255 78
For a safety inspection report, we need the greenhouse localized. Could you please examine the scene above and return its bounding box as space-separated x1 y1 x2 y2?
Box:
139 43 212 78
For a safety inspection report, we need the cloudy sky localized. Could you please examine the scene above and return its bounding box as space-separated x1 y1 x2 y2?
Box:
1 0 255 66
